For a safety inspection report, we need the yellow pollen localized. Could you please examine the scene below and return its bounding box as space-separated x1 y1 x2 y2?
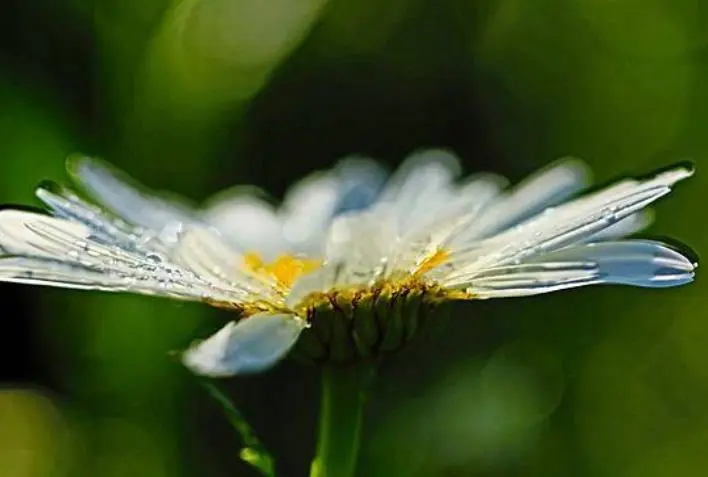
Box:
414 248 450 276
243 252 322 288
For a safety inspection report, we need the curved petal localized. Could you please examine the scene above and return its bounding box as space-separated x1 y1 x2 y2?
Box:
171 227 280 298
182 312 306 377
324 210 394 286
34 180 178 254
453 157 590 242
281 171 341 252
201 158 387 257
281 157 387 253
442 165 693 279
534 240 696 288
375 149 462 236
0 256 242 302
330 157 387 215
201 190 284 259
0 209 246 303
67 155 198 240
584 210 653 242
444 240 696 297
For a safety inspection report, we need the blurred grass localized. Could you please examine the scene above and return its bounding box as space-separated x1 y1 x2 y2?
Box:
1 0 707 476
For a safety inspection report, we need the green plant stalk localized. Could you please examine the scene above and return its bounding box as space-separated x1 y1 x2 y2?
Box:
310 363 376 477
201 380 275 477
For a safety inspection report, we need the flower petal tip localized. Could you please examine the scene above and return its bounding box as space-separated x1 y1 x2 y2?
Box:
656 161 695 184
555 156 592 180
181 313 305 378
180 322 234 377
64 153 92 176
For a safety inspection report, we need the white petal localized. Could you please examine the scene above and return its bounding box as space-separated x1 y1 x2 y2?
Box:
172 227 280 298
372 149 461 236
324 211 393 286
202 158 387 258
442 261 598 292
0 209 150 270
201 188 284 259
445 240 695 297
0 210 245 302
35 181 172 253
67 155 197 240
0 209 90 259
0 256 235 301
453 157 589 242
182 312 305 377
0 256 136 291
584 210 653 242
285 265 339 308
281 157 387 254
429 172 506 225
443 165 693 279
390 172 506 257
330 156 387 215
281 172 341 252
379 149 461 206
535 240 696 287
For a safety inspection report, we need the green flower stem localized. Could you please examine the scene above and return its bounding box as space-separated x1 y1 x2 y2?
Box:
201 380 275 477
310 363 376 477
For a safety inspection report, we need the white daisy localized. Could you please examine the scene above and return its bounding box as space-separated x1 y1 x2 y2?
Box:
0 150 696 377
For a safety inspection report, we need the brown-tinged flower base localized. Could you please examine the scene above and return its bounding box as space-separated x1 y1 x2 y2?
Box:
291 282 461 363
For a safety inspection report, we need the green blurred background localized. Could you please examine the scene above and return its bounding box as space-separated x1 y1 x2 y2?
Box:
0 1 706 476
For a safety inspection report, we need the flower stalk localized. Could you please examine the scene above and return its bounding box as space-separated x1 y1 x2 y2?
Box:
201 380 275 477
310 362 376 477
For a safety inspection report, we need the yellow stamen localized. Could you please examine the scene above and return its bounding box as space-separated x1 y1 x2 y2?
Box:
243 252 265 271
414 248 450 276
242 252 322 288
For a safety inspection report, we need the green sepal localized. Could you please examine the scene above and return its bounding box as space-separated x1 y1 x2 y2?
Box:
352 293 379 356
402 288 423 343
379 289 407 352
292 327 327 362
329 293 356 361
310 300 335 355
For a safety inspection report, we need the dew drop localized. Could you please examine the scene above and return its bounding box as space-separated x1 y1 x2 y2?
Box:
145 252 164 263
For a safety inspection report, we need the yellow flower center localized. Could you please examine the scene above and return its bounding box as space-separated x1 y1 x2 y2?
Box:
414 248 450 276
242 252 322 289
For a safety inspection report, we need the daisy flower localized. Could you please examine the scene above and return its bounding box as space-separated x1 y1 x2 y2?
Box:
0 150 696 377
